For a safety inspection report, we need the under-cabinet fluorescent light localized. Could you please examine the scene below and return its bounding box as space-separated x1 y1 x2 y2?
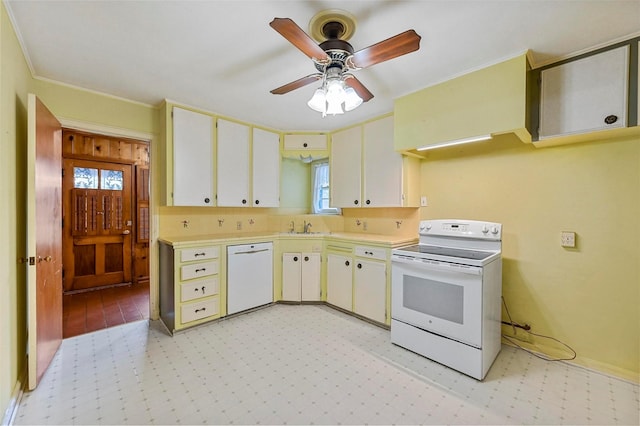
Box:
416 134 492 151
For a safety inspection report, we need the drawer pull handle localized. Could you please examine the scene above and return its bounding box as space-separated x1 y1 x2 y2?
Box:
195 307 207 313
194 286 206 294
194 252 206 257
195 268 206 273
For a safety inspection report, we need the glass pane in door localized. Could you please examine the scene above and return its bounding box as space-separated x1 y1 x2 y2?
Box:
73 167 98 189
100 169 123 190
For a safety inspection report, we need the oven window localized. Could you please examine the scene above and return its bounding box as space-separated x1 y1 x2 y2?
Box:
403 276 464 324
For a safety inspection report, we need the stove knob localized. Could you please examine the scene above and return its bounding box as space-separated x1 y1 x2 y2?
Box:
491 226 499 235
482 225 489 234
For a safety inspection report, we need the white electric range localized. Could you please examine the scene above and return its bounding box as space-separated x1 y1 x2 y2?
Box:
391 219 503 380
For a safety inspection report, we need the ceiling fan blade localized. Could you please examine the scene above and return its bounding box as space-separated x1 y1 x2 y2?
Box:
270 73 323 95
344 75 374 102
348 29 421 69
270 18 330 64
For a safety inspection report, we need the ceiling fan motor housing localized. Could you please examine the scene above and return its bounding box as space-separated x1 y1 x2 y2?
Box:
316 38 354 72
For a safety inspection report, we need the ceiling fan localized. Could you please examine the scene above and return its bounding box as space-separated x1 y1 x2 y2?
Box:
269 10 421 114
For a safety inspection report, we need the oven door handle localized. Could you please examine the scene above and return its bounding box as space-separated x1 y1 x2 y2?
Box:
392 256 482 276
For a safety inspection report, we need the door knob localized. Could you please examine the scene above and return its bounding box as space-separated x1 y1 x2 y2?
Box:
38 256 52 263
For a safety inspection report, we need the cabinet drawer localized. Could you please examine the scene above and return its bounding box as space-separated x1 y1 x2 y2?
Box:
181 261 218 280
283 134 327 150
180 297 219 324
181 277 220 302
355 246 387 261
180 246 219 262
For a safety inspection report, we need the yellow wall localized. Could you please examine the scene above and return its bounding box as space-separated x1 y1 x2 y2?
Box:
419 134 640 380
1 2 160 416
1 2 35 416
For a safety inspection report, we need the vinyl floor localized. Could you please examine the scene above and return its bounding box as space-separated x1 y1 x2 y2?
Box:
14 304 639 425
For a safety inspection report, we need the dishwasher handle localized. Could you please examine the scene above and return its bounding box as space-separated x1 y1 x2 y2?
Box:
232 248 270 255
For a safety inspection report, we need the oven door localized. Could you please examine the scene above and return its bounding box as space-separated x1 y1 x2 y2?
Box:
391 255 483 348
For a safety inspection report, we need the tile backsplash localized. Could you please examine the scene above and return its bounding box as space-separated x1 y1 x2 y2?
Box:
158 207 419 238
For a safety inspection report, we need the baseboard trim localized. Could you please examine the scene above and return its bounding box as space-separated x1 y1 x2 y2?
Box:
2 366 26 426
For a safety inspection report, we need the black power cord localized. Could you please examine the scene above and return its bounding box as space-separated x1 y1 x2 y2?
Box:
501 296 577 362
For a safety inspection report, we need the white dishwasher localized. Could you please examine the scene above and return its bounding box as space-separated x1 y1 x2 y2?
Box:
227 242 273 315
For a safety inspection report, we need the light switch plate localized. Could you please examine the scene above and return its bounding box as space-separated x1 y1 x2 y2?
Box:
561 231 576 248
420 196 428 206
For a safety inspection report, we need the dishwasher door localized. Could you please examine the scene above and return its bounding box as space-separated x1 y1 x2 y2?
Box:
227 242 273 315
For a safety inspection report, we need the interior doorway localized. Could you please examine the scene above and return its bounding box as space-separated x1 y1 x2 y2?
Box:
61 129 150 337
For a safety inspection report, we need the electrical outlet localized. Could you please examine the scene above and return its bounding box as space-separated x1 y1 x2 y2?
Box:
420 196 428 207
561 231 576 248
236 221 242 230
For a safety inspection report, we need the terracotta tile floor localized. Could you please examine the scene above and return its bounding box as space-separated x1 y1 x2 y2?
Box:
62 282 150 338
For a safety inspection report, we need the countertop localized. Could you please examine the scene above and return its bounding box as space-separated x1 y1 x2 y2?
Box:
158 232 417 249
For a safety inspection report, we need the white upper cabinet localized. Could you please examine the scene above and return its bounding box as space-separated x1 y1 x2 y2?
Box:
331 116 406 208
252 128 280 207
363 116 403 207
217 119 250 206
539 45 629 138
283 134 327 151
172 107 214 206
331 126 362 207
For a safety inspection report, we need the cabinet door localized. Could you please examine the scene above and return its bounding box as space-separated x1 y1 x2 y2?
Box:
252 128 280 207
330 126 362 207
354 259 387 323
172 107 214 206
363 116 403 207
217 119 250 206
283 134 327 151
282 253 302 301
326 254 353 311
540 45 629 138
301 253 321 301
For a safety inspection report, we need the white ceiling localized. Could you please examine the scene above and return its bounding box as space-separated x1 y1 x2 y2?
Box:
5 0 640 132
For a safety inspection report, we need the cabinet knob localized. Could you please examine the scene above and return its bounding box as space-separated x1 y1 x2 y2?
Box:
354 200 359 205
304 256 309 262
357 263 362 269
204 197 210 204
255 199 260 205
604 114 618 125
366 200 371 205
345 260 350 266
303 142 308 148
242 199 247 204
293 256 298 262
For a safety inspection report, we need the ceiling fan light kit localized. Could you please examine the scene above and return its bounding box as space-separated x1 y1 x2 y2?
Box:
269 10 421 118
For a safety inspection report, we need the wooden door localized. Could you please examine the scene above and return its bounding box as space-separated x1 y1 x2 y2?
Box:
62 159 133 292
27 94 63 390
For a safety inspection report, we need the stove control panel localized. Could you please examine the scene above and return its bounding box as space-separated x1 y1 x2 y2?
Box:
419 219 502 240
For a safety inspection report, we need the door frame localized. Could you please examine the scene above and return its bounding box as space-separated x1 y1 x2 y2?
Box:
58 118 158 319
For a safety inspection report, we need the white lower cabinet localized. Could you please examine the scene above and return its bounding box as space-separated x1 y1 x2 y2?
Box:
159 241 222 333
326 244 389 325
354 259 387 324
326 253 353 311
282 253 321 301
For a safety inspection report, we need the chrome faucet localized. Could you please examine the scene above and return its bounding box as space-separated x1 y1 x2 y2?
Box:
303 221 312 234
